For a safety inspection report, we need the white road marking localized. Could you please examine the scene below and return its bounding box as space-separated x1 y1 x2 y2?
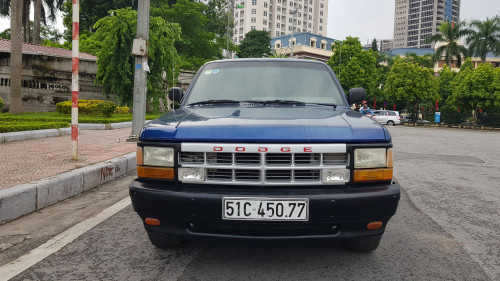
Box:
0 197 131 281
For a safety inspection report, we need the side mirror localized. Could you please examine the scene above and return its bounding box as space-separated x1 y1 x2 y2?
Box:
348 87 366 105
168 87 184 103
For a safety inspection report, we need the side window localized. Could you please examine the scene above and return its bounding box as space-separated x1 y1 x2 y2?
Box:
389 112 396 116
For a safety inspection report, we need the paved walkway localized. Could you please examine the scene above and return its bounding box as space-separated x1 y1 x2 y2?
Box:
0 128 137 190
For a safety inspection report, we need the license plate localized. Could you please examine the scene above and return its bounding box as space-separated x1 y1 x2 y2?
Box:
222 197 309 221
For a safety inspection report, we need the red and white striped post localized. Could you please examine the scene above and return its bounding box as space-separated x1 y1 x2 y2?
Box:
71 0 79 160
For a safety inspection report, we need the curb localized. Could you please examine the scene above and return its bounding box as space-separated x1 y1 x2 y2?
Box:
0 152 136 225
0 121 151 143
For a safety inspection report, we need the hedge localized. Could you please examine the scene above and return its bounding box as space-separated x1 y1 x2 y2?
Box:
0 122 69 133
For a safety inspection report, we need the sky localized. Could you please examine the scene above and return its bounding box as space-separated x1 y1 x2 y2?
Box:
0 0 499 45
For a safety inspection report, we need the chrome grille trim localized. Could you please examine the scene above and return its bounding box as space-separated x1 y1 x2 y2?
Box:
179 143 349 185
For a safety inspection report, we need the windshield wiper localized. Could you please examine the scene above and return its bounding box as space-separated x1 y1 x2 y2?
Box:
267 100 337 108
187 100 240 106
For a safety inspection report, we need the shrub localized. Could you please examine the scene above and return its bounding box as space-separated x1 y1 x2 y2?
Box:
0 122 69 133
115 106 130 115
96 101 117 117
56 99 117 115
0 97 4 111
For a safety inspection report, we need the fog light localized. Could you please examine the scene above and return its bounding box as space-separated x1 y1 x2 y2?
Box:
322 169 350 184
178 168 205 183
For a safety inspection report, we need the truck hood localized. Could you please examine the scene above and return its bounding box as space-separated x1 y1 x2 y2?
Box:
140 106 390 143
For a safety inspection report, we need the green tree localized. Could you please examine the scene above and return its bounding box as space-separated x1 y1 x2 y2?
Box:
404 52 436 68
426 21 469 67
151 0 223 70
437 64 455 107
449 62 500 127
92 8 181 110
237 30 271 58
466 16 500 63
384 58 439 121
61 0 135 40
327 37 378 99
371 39 378 52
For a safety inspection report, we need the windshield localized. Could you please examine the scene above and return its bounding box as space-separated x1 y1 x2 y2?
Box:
185 61 345 106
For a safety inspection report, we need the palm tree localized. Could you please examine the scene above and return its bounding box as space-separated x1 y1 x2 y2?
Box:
0 0 64 44
426 21 470 67
10 0 23 113
466 16 500 63
405 52 436 68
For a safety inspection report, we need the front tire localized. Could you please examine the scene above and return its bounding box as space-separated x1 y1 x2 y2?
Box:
346 235 382 252
387 120 395 126
146 230 183 248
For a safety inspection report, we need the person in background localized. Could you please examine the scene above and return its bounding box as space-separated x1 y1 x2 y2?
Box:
360 100 374 115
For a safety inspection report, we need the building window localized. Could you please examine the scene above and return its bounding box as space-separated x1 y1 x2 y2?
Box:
276 31 280 36
277 6 281 11
289 26 292 31
308 23 311 28
319 26 322 31
277 23 280 27
264 2 268 7
310 37 316 47
309 15 312 20
320 11 323 16
263 27 267 31
298 12 301 17
289 18 293 23
251 17 256 23
251 26 256 30
275 41 281 49
264 11 267 16
278 0 281 3
320 3 323 8
320 18 323 23
297 28 300 32
252 9 256 14
321 40 327 49
277 15 281 20
234 29 237 34
298 20 301 24
309 7 312 12
252 0 257 5
235 12 238 17
290 1 293 7
263 19 267 25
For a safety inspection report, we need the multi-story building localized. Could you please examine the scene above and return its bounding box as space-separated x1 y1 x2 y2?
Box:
393 0 460 49
233 0 328 43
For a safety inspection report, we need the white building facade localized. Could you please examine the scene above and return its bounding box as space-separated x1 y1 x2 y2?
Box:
393 0 460 49
233 0 328 43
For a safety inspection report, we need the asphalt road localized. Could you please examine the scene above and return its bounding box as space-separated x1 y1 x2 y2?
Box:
1 126 498 281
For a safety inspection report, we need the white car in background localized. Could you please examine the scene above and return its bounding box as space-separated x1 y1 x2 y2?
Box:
371 110 401 126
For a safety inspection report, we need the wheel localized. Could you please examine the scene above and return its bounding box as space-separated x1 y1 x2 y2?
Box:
146 230 183 248
387 120 395 126
346 235 382 252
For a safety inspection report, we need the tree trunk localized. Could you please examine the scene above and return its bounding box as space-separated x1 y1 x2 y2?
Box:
473 109 478 129
23 0 30 42
33 0 42 44
10 0 24 113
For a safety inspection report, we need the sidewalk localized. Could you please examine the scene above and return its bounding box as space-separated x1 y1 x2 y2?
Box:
0 127 138 224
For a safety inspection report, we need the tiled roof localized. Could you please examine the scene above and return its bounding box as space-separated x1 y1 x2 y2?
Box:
0 38 97 61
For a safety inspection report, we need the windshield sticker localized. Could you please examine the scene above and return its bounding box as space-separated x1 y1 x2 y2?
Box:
205 70 213 75
213 69 219 74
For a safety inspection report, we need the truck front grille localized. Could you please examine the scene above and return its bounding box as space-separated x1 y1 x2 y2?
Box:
179 143 349 185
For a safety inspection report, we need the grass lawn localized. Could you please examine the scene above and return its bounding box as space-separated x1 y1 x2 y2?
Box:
0 112 164 133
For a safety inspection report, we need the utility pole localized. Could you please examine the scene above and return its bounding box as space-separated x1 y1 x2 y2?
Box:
290 8 298 57
129 0 150 141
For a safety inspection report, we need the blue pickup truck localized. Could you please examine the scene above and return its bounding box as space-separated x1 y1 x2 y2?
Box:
130 59 400 252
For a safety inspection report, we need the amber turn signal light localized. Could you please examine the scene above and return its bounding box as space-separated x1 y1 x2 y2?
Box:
366 221 383 230
137 166 175 180
353 168 393 182
136 147 143 165
145 218 161 226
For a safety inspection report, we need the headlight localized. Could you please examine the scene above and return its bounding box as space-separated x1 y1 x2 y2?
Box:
143 147 174 167
354 148 387 169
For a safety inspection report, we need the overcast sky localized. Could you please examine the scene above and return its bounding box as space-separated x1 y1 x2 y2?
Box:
0 0 499 45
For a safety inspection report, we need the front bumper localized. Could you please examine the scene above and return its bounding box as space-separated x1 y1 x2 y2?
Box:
129 180 400 240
